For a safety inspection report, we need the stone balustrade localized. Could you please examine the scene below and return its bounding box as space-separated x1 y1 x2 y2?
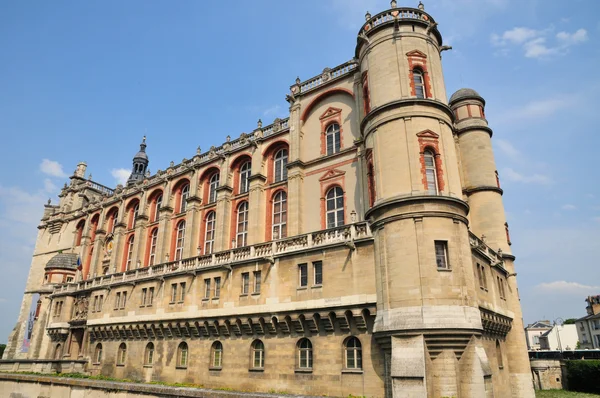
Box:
360 7 436 37
296 60 358 94
53 222 372 295
469 233 506 270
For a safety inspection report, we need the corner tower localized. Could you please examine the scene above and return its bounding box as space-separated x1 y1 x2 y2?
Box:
357 2 534 397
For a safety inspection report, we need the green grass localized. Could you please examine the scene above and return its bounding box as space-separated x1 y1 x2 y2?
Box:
537 390 600 397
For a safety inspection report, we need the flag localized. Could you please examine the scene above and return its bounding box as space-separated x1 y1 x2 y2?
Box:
77 257 82 271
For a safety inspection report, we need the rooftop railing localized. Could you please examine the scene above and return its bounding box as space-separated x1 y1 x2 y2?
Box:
53 222 372 295
296 60 358 95
468 233 506 270
359 7 436 37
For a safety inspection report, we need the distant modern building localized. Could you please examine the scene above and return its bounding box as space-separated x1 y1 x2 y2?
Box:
576 295 600 349
525 321 552 351
538 324 578 351
3 2 535 397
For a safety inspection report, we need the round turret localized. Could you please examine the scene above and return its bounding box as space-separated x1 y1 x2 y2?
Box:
43 252 78 284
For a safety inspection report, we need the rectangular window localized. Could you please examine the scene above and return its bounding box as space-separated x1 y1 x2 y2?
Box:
214 277 221 298
241 272 249 295
141 288 147 307
582 334 588 344
92 296 98 313
533 336 540 345
179 282 186 302
121 291 127 309
595 335 600 347
170 284 177 303
147 288 154 306
254 271 261 294
434 241 449 269
98 295 103 311
204 279 211 299
498 277 506 300
115 293 121 310
299 264 308 287
313 261 323 285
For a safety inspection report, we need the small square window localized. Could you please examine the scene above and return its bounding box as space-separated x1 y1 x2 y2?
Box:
434 241 449 270
298 264 308 287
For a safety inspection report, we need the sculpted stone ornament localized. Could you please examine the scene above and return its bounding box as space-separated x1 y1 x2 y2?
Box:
72 296 89 321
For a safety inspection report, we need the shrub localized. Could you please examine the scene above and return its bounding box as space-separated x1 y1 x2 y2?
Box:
565 360 600 394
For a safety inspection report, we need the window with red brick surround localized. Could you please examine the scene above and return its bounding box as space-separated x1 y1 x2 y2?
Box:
318 169 347 229
172 178 191 214
362 71 371 115
230 154 252 195
83 214 99 278
417 130 445 193
106 207 119 235
75 219 85 246
366 150 376 207
407 50 432 99
145 227 159 267
263 141 289 184
122 233 135 272
264 187 288 241
505 222 512 246
198 168 220 205
148 189 164 223
319 107 343 156
125 198 140 229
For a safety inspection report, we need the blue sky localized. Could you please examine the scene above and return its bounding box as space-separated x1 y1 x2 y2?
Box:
0 0 599 343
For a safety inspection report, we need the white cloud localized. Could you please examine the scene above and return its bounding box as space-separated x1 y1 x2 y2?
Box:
43 178 58 194
556 29 588 45
111 168 130 186
513 98 568 120
534 281 600 295
263 105 282 117
495 139 520 158
39 159 67 178
491 26 588 59
562 204 576 210
502 167 552 185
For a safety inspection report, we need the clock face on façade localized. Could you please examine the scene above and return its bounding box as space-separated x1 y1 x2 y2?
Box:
105 239 114 256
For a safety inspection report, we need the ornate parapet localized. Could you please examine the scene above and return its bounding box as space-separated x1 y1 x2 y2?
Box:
53 222 372 296
480 307 513 338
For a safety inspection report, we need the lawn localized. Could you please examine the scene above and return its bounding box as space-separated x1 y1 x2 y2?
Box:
537 391 600 397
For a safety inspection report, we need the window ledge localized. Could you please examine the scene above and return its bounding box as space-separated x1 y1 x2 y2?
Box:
202 298 210 301
251 292 261 296
92 362 100 366
143 365 153 368
249 368 265 372
239 294 248 297
209 366 222 371
175 366 188 370
437 268 452 272
295 368 313 373
311 285 323 289
297 286 308 291
212 297 220 301
116 364 125 367
342 369 364 374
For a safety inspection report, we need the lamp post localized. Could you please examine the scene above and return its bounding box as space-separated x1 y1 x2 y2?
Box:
554 317 564 353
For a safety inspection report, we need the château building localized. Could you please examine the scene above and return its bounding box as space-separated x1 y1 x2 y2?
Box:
3 2 535 397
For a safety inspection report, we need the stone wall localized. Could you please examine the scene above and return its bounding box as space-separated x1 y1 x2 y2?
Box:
530 359 564 390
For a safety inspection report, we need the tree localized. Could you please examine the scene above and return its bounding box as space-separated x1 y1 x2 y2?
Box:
564 318 578 325
0 344 5 358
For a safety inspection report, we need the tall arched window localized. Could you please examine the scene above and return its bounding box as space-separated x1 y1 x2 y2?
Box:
75 220 85 246
424 150 438 194
251 339 265 369
272 191 287 239
148 228 158 266
125 235 135 271
177 342 189 368
345 337 362 369
131 203 139 228
175 220 186 261
236 202 249 247
326 123 341 155
297 338 313 369
274 149 288 183
144 342 154 366
204 211 216 254
211 341 223 368
94 343 103 364
108 210 118 234
117 343 127 365
413 69 425 98
209 173 220 204
326 187 345 228
154 194 162 222
496 340 503 369
180 184 190 213
239 161 251 194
